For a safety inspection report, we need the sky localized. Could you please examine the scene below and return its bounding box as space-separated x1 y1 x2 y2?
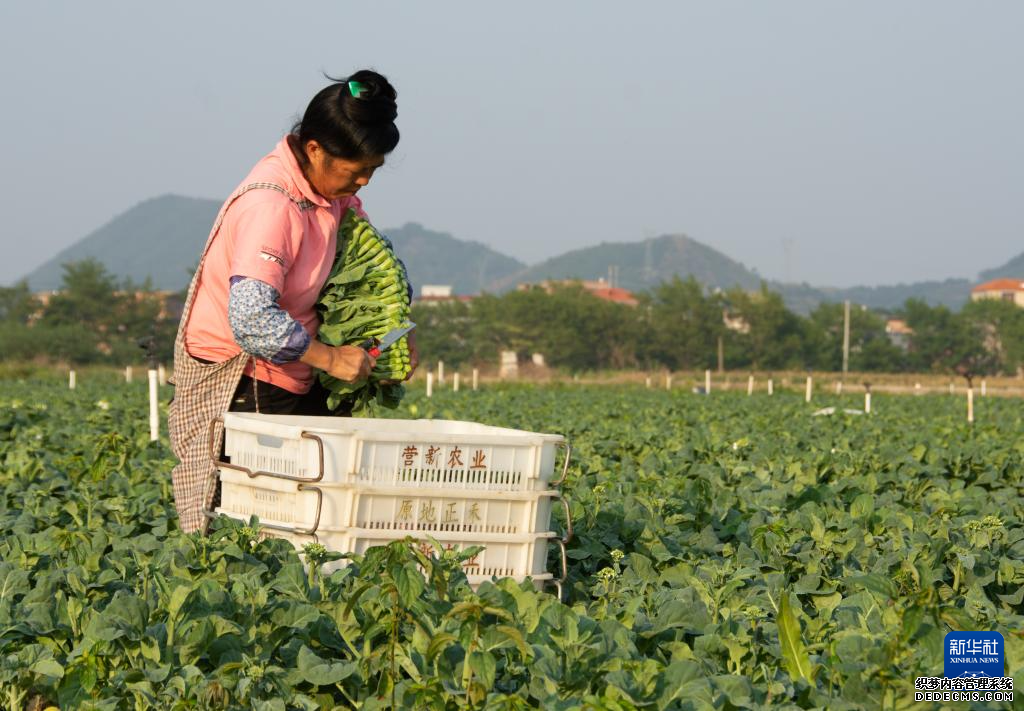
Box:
0 1 1021 288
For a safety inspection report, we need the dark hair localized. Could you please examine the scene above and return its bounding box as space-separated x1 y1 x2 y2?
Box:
291 69 399 165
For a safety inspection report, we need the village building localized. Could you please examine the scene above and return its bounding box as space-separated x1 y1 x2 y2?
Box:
412 284 475 306
970 279 1024 307
31 289 183 322
885 318 913 350
723 310 750 334
519 279 639 306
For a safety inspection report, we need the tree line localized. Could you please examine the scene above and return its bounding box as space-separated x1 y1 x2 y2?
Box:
3 259 1022 376
411 278 1024 376
0 259 179 366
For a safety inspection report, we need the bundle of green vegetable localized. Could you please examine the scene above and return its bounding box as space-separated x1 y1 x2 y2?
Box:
315 209 413 414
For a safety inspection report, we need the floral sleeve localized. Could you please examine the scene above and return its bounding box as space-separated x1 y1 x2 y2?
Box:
227 276 311 363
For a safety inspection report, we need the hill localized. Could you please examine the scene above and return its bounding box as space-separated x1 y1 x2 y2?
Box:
774 278 974 315
18 193 1016 312
486 235 974 313
24 195 220 291
385 222 525 295
978 250 1024 281
20 195 525 296
489 234 762 293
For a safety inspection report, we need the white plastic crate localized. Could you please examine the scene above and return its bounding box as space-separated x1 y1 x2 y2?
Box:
219 412 566 492
218 467 560 535
206 413 572 591
215 509 563 588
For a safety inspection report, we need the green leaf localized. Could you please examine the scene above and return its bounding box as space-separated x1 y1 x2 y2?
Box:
468 650 497 690
648 598 712 634
494 625 531 658
811 591 843 618
296 645 357 685
850 493 874 519
271 602 321 629
777 590 815 684
271 562 309 598
846 573 896 600
711 674 753 707
426 632 458 663
0 563 30 606
657 660 713 706
21 644 64 679
394 561 425 608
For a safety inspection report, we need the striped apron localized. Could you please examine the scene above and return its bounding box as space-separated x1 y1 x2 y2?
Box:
168 182 317 533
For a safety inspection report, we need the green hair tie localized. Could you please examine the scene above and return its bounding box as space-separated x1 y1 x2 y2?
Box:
347 80 370 99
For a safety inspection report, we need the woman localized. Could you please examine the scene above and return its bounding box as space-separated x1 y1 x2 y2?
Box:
168 70 418 534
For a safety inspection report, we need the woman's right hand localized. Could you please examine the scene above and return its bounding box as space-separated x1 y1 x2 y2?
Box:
301 341 376 382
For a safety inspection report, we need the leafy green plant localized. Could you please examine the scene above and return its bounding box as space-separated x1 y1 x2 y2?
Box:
1 381 1022 708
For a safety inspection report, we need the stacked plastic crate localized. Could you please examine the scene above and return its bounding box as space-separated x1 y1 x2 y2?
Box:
206 413 571 592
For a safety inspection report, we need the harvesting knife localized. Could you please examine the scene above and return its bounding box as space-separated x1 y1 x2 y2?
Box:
360 322 416 357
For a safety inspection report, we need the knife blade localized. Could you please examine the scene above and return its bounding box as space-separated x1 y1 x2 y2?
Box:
361 321 416 358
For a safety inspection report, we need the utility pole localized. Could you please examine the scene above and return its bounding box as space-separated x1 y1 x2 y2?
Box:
717 336 724 374
842 300 851 377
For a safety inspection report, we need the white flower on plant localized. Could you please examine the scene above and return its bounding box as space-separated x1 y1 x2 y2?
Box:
96 400 110 410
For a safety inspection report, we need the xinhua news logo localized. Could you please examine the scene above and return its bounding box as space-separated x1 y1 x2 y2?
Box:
915 631 1014 704
945 631 1004 678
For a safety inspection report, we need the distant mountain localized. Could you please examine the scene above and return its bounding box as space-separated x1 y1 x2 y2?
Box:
20 195 525 296
774 278 974 315
978 251 1024 281
24 195 220 291
489 234 762 294
18 193 1016 313
483 234 976 313
385 222 525 295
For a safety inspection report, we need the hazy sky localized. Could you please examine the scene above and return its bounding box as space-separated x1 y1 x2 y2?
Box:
1 1 1021 288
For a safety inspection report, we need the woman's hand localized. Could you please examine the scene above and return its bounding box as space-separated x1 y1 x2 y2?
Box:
301 341 376 382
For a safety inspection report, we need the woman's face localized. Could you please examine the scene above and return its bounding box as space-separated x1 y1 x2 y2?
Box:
304 140 385 200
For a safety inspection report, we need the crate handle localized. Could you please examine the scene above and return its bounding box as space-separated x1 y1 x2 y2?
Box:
551 440 572 487
547 537 568 602
553 494 574 545
203 483 325 538
199 416 228 528
202 417 326 536
206 416 326 483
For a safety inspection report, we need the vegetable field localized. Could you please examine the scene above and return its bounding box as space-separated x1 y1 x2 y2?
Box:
1 378 1022 709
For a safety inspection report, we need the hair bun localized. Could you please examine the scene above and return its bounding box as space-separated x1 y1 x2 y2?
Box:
294 69 400 161
340 71 398 125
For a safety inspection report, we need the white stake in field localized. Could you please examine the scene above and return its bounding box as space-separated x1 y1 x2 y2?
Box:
149 367 159 441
